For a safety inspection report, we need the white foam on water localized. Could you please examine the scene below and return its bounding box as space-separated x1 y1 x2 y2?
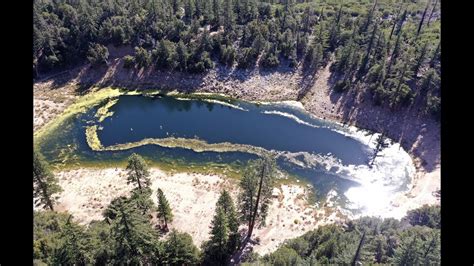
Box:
277 125 416 219
262 110 321 128
202 99 249 111
175 97 194 101
343 140 415 219
254 100 305 110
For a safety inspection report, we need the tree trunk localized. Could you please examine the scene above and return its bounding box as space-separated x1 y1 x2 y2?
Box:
247 161 266 239
351 231 366 266
417 3 429 37
413 43 428 78
36 174 55 211
47 199 54 211
423 235 436 259
429 42 440 67
136 169 142 191
388 7 401 40
427 0 438 26
362 0 377 32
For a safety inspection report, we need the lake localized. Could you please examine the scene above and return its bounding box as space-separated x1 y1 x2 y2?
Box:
37 93 415 218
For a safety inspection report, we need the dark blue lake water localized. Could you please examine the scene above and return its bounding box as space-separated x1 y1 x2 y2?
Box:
100 95 369 165
38 94 414 216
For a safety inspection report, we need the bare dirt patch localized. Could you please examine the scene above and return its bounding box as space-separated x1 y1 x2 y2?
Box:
33 82 78 131
51 168 335 254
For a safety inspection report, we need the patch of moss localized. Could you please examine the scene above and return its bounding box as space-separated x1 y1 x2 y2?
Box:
34 86 161 147
95 98 119 122
86 136 274 158
34 87 123 146
51 156 245 180
85 125 103 151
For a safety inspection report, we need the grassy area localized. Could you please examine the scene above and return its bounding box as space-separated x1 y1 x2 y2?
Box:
50 156 245 181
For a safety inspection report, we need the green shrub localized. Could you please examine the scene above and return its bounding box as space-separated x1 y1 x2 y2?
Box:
333 80 350 92
123 55 135 69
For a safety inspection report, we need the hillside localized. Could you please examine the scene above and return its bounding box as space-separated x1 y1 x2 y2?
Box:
33 0 441 265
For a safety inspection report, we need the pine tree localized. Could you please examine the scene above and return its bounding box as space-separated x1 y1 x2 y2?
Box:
351 231 366 266
239 157 276 240
33 150 62 211
103 196 129 223
390 54 413 107
296 33 308 58
420 69 439 93
130 187 155 215
391 9 407 39
176 40 188 71
110 198 158 264
370 132 389 166
328 5 343 51
126 153 151 192
134 47 152 68
315 21 329 60
361 0 377 33
155 39 177 69
222 0 234 31
164 230 200 265
87 43 109 66
301 6 312 33
52 215 92 265
429 42 440 68
184 0 193 24
375 31 387 60
412 42 429 79
394 235 421 265
280 29 295 59
157 188 173 231
203 207 229 265
216 190 240 252
358 24 378 78
202 0 212 24
212 0 220 25
416 2 430 37
422 231 440 264
171 0 179 15
427 0 438 26
374 235 386 263
194 0 202 19
389 7 405 40
386 30 403 75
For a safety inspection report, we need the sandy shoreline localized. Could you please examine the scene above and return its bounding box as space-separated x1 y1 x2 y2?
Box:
51 167 340 255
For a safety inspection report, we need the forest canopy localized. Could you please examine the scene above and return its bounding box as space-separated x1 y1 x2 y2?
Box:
33 0 440 118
